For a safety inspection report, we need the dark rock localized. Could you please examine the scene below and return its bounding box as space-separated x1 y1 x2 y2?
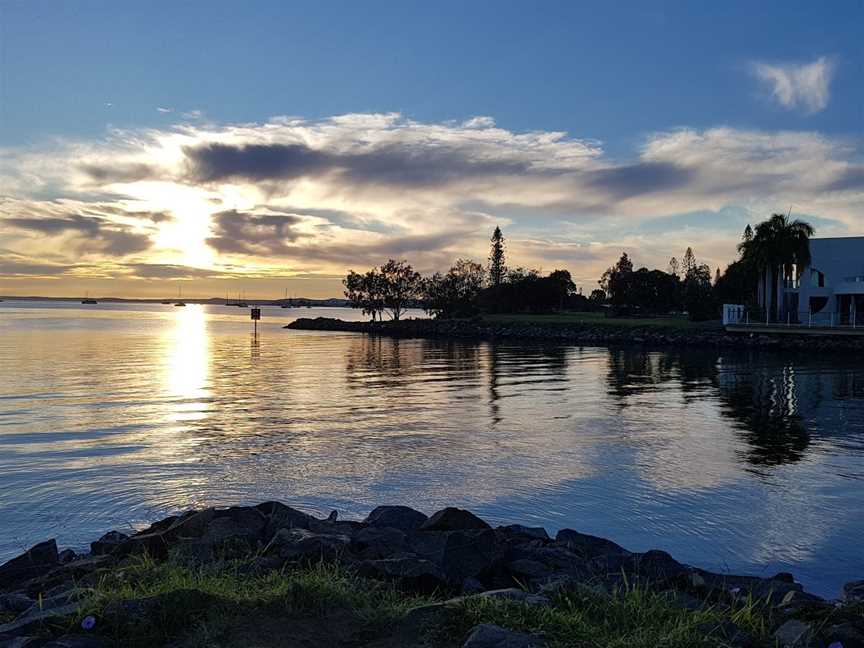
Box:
555 529 628 558
102 589 219 630
357 557 447 593
507 559 552 580
43 636 110 648
364 505 428 532
697 619 754 647
57 550 76 564
462 623 544 647
0 540 59 590
264 528 350 563
0 593 32 614
843 579 864 602
773 619 816 647
255 501 316 535
0 602 79 636
498 525 549 541
468 588 551 607
349 526 409 559
90 531 129 556
825 622 864 648
410 529 501 582
660 589 704 611
773 572 796 584
420 508 491 532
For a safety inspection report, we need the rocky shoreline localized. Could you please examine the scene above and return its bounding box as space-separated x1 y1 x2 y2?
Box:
2 502 862 647
284 317 864 353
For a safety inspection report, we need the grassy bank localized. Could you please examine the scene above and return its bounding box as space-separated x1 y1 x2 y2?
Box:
38 556 789 647
483 312 721 331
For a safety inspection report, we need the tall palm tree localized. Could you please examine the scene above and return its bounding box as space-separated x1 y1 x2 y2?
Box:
738 213 814 322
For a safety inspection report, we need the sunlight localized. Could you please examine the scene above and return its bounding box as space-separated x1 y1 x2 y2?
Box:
162 304 210 421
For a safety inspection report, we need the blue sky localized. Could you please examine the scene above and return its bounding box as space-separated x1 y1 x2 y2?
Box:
1 0 862 297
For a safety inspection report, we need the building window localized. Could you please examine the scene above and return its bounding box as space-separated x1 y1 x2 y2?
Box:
810 269 825 288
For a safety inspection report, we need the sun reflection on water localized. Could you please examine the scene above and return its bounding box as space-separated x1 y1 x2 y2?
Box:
163 304 210 422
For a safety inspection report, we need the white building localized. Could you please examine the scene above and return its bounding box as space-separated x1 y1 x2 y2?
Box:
760 237 864 326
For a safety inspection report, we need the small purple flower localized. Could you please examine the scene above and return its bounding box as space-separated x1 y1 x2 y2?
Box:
729 587 741 595
81 615 96 631
828 642 844 648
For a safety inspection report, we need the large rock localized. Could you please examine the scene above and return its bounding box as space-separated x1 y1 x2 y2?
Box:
498 525 549 541
349 526 409 559
555 529 628 558
264 528 350 563
842 579 864 602
364 505 428 532
0 602 79 636
825 622 864 648
90 531 129 556
255 501 316 536
0 540 59 590
410 529 501 582
420 508 491 532
462 623 544 647
357 557 447 593
773 619 816 648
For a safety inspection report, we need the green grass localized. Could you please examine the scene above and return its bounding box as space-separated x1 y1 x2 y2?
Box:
484 311 720 330
29 556 801 647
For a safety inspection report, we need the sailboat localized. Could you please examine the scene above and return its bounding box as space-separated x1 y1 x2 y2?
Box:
174 285 186 307
281 288 293 308
81 291 98 305
235 290 248 307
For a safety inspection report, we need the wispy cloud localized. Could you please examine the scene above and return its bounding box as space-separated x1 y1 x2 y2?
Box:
751 56 836 114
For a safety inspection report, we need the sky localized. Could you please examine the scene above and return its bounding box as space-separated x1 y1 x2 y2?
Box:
1 0 863 299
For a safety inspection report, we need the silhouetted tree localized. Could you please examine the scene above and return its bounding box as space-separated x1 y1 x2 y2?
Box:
344 269 386 321
379 259 422 321
738 213 814 321
488 226 507 287
422 258 485 318
599 252 634 306
668 257 680 278
589 289 607 305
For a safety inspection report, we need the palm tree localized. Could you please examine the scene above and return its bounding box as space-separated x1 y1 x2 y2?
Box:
738 213 814 322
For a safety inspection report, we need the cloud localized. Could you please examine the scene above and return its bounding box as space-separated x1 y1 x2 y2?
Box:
121 263 228 279
206 209 308 255
3 211 153 257
2 112 864 295
751 56 836 114
157 107 173 114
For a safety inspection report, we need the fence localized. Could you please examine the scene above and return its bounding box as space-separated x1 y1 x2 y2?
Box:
722 304 864 329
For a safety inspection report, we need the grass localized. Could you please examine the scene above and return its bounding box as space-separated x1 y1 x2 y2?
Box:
20 555 811 647
483 311 720 331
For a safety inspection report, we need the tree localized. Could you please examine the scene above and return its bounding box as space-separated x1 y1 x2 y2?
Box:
668 257 680 278
684 263 715 321
422 258 486 318
599 252 634 306
589 289 607 305
742 224 753 243
715 267 721 286
681 247 696 277
488 226 507 287
738 213 814 322
344 269 385 321
378 259 422 321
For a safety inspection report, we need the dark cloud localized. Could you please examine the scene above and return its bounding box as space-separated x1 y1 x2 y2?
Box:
80 162 159 184
823 167 864 192
3 214 152 256
183 141 531 187
585 162 693 200
0 257 75 276
5 214 101 235
206 209 307 255
122 263 228 279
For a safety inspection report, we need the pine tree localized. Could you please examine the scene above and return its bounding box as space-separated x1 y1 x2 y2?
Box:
488 226 507 287
682 247 697 276
668 257 680 277
742 224 753 243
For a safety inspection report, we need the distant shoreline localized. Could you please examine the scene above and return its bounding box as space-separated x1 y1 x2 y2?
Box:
0 296 351 307
286 316 864 353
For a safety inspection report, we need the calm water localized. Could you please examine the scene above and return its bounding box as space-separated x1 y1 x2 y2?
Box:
1 301 863 597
